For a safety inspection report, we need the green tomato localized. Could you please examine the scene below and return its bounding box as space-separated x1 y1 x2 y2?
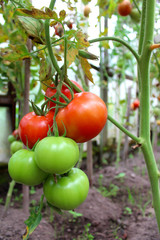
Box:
8 149 48 186
43 168 89 210
8 135 16 143
34 136 79 174
10 141 23 155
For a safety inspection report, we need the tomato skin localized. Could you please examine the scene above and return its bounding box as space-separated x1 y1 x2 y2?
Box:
8 149 48 186
34 136 79 174
45 80 84 111
131 99 140 110
10 141 23 155
8 135 16 143
84 5 91 17
56 92 108 143
18 111 54 149
118 0 132 17
43 168 89 210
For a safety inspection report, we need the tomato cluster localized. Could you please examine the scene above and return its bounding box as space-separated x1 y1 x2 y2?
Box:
8 136 89 210
8 80 108 210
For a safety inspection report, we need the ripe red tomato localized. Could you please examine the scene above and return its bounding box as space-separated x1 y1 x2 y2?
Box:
118 0 132 16
130 99 140 110
56 92 108 143
67 21 73 29
43 168 89 210
34 136 79 174
45 80 84 111
18 111 54 149
8 149 48 186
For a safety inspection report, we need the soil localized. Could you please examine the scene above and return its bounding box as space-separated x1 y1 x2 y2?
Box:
0 149 160 240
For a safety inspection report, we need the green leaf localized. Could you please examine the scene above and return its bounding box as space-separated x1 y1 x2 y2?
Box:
2 44 31 62
59 10 66 21
23 195 44 240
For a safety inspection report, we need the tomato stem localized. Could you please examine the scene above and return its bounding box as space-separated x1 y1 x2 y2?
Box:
44 0 62 76
107 114 141 144
89 37 140 62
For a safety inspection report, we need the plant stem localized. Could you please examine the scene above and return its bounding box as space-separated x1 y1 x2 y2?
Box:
138 0 160 232
44 0 61 76
107 114 141 143
89 37 139 62
2 180 16 217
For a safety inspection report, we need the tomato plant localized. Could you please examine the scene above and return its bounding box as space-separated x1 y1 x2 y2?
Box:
43 168 89 210
10 141 23 155
8 149 48 186
56 92 108 143
34 136 79 174
45 80 84 111
18 111 54 149
117 0 132 17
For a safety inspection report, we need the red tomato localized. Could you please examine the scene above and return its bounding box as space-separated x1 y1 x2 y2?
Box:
130 99 140 110
118 0 132 17
19 111 54 149
45 80 84 111
56 92 108 143
54 23 64 37
67 21 73 29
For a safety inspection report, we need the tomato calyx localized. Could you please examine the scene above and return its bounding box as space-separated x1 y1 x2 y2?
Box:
30 100 46 116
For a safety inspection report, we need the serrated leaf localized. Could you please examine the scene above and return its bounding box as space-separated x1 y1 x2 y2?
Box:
2 44 31 62
67 47 78 66
23 195 44 240
23 208 42 240
75 31 90 48
79 57 94 83
59 10 66 21
39 56 55 90
16 7 58 20
82 0 91 5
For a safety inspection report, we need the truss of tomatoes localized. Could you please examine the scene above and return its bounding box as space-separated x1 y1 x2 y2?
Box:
8 80 108 210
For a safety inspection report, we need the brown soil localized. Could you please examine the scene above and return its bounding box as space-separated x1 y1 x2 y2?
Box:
0 150 160 240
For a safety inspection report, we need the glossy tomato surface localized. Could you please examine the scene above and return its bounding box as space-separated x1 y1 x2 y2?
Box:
19 111 54 149
10 141 23 155
118 0 132 16
8 149 48 186
56 92 108 143
34 136 79 174
45 80 84 111
43 168 89 210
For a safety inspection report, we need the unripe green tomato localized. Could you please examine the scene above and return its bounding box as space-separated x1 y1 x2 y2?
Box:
8 149 48 186
43 168 89 210
153 108 160 117
8 135 16 143
34 136 79 174
10 141 23 155
124 52 132 60
130 8 141 23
